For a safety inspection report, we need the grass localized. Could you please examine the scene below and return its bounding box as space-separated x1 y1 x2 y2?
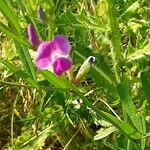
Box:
0 0 150 149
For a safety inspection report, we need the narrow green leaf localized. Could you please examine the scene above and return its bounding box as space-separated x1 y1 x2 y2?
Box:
0 22 36 80
15 44 36 80
0 0 21 34
16 0 41 38
19 125 53 149
117 83 144 133
141 72 150 103
121 1 140 19
94 126 117 140
127 43 150 62
0 59 38 88
141 115 146 150
0 22 30 47
107 0 123 83
41 70 70 89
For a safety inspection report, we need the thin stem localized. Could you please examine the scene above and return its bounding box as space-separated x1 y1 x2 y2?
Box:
0 81 58 91
107 0 123 83
63 126 81 150
127 139 130 150
48 22 53 40
11 94 19 149
19 124 54 148
95 96 121 120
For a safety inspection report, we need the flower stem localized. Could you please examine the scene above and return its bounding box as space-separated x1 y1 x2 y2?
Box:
48 22 53 40
66 67 74 82
107 0 123 83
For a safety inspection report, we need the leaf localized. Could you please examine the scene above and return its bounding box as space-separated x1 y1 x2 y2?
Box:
127 43 150 62
141 115 146 150
94 126 117 140
121 1 140 20
0 0 21 35
41 70 70 89
16 0 40 36
117 83 144 133
15 44 36 80
0 59 38 88
92 65 113 85
141 72 150 103
19 125 53 149
0 22 30 47
0 21 36 80
98 109 141 140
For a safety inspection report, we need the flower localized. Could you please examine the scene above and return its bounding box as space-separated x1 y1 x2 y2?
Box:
27 24 72 76
28 24 40 47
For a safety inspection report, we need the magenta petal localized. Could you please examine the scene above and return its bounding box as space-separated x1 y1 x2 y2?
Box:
28 24 40 46
36 42 54 69
52 35 71 55
53 57 72 76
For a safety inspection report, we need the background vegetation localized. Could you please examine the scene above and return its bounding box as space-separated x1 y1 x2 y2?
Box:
0 0 150 149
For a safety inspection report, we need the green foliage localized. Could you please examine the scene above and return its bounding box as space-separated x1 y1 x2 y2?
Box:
117 81 144 133
0 59 38 88
141 72 150 104
0 0 21 34
41 70 70 89
0 0 150 149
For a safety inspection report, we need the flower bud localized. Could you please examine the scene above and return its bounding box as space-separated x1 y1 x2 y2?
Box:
37 5 47 24
27 24 40 46
75 56 96 83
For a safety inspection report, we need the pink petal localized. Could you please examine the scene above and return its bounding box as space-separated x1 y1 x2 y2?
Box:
36 42 54 69
52 35 71 55
53 57 72 76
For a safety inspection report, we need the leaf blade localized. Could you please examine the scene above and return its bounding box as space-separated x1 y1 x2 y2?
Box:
0 59 38 88
0 0 21 34
141 72 150 103
15 44 36 80
117 83 144 134
41 70 70 89
0 22 30 47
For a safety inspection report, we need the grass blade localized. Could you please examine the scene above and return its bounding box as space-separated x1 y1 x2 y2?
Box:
15 44 36 80
127 43 150 62
94 126 117 140
19 125 53 149
0 59 38 88
141 72 150 103
0 0 21 35
117 82 144 133
0 22 36 80
41 70 70 89
0 22 30 47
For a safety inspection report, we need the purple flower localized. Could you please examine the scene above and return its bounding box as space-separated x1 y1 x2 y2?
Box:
27 24 72 76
